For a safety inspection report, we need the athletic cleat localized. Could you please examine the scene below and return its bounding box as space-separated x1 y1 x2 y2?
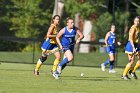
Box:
57 65 62 74
50 70 55 77
101 63 105 71
52 73 56 78
121 75 131 80
129 70 138 79
109 69 116 73
50 70 59 78
53 73 60 80
34 69 39 76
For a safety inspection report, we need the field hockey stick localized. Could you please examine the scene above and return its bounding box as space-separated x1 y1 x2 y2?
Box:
46 43 76 56
129 48 138 62
129 32 140 61
45 48 61 56
102 44 113 47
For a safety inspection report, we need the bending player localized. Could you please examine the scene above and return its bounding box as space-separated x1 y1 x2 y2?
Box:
122 16 140 80
34 15 61 79
55 17 84 78
101 24 121 73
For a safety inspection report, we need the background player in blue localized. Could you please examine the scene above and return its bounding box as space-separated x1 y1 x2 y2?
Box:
34 15 61 79
56 17 84 77
101 24 121 73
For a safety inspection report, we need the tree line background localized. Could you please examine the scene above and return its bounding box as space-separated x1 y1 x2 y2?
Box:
0 0 140 51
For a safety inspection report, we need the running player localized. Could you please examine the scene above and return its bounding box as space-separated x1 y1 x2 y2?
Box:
101 24 121 73
122 16 140 80
34 15 61 79
56 17 84 77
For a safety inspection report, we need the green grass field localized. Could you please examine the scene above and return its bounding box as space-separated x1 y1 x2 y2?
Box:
0 63 140 93
0 52 129 67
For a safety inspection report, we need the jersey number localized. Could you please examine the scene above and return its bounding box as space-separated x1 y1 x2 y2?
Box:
113 39 115 44
69 38 72 43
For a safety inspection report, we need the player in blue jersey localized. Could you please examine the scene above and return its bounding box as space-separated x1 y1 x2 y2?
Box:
101 24 121 73
34 15 61 79
55 17 84 77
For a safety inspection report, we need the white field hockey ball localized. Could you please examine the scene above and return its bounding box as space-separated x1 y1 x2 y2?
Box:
80 73 84 77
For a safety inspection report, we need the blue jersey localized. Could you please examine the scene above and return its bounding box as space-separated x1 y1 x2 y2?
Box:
107 32 116 45
61 26 76 47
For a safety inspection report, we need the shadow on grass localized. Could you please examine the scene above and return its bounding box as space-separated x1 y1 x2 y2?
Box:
61 75 124 81
0 69 33 71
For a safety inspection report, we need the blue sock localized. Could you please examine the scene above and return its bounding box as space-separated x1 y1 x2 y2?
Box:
104 59 110 66
62 63 67 70
59 58 68 67
110 61 114 70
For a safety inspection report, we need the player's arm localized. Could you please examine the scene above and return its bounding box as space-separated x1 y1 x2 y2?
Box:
56 28 65 49
75 27 84 44
104 32 110 46
129 27 136 53
45 25 56 38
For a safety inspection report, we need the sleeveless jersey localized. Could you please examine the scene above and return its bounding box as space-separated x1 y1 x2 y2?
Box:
129 25 140 43
61 26 76 46
46 24 58 44
107 32 116 45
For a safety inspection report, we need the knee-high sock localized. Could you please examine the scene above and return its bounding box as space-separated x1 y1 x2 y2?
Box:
35 56 47 71
132 63 140 73
35 59 42 71
59 58 68 66
62 63 67 70
55 63 67 74
123 63 131 76
52 59 60 72
109 61 114 70
104 59 110 66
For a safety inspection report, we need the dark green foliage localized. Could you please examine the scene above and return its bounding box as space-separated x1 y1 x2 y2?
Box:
8 0 53 38
0 39 26 51
93 12 113 40
0 0 139 51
